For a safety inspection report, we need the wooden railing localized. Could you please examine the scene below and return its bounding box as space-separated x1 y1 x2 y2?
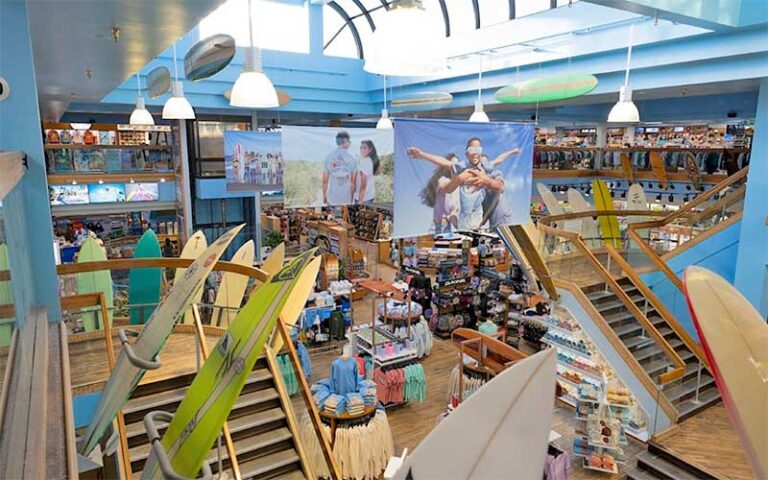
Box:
540 224 685 384
554 279 679 422
497 225 559 300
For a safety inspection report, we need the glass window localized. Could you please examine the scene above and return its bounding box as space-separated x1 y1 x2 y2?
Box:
514 0 552 18
479 0 511 27
199 0 309 53
323 4 359 58
447 0 478 35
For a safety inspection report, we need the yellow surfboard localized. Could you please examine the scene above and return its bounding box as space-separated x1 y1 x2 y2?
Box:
649 151 668 190
211 240 256 327
177 231 208 325
591 179 622 248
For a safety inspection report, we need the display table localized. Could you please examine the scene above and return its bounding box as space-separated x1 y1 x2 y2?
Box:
319 405 377 447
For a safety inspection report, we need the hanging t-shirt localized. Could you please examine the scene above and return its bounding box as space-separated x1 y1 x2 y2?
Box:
331 356 359 395
324 147 357 205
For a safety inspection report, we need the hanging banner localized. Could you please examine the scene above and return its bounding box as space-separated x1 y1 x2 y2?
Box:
224 130 283 192
282 126 394 207
393 118 534 238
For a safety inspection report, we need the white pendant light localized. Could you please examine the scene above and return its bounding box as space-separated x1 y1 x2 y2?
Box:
163 44 195 119
376 75 393 129
129 75 155 125
608 24 639 123
469 58 489 122
364 0 446 76
230 0 279 108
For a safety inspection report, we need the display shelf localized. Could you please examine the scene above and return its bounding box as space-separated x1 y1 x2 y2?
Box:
581 458 618 475
558 362 603 383
624 425 650 442
527 317 579 337
556 373 581 388
44 143 172 151
541 338 592 359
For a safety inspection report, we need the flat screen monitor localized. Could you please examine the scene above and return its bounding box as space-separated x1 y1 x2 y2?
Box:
88 183 126 203
49 185 89 206
126 182 159 202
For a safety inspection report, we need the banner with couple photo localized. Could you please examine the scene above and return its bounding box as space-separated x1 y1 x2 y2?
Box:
393 118 534 238
282 126 394 207
224 131 283 191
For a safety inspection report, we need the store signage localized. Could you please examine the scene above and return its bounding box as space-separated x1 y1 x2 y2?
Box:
439 277 468 288
0 77 8 101
402 265 424 277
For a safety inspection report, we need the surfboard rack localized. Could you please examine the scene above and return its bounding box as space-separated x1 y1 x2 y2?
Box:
143 411 214 480
118 329 161 370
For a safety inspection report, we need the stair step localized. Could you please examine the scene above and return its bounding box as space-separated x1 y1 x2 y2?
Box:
638 452 701 480
238 449 301 479
676 387 721 420
272 470 307 480
644 357 674 379
614 323 643 338
586 290 614 302
625 466 661 480
634 344 664 363
128 396 284 462
665 375 716 403
658 326 674 337
124 369 272 416
126 405 286 441
596 295 645 313
624 335 655 351
605 311 635 325
208 427 293 464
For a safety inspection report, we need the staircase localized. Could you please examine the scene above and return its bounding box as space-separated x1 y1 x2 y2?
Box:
123 357 307 480
582 278 720 420
625 442 720 480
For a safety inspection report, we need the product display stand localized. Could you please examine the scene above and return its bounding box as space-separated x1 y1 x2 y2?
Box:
573 381 630 476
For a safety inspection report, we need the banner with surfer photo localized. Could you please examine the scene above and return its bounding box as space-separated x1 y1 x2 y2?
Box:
282 126 394 207
393 118 534 238
224 131 283 191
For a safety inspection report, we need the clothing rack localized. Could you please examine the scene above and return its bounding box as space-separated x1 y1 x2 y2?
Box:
377 357 420 372
319 406 378 447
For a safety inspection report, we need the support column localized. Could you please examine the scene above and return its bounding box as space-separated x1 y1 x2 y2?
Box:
251 111 263 260
177 121 194 240
309 3 324 56
734 77 768 317
0 1 61 323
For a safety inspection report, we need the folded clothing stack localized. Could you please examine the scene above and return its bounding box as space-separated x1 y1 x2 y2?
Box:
357 380 378 407
323 394 347 416
346 393 365 415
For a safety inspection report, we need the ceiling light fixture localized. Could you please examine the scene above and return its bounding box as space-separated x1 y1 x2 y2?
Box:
608 24 639 123
163 43 195 120
70 123 92 131
469 57 489 123
376 75 393 129
129 74 155 125
230 0 279 108
364 0 446 76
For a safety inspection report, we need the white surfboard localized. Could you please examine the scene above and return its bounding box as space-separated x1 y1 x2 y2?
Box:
566 188 601 249
177 231 208 325
683 267 767 480
392 349 556 480
536 183 563 216
626 183 650 245
78 225 244 456
260 242 285 278
211 240 255 328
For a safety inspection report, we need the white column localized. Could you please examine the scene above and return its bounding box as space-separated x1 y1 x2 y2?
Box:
176 121 194 239
251 111 263 259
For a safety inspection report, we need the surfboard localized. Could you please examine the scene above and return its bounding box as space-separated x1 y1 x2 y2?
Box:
76 238 113 331
684 152 703 192
451 328 527 373
649 151 668 190
390 91 453 112
142 250 321 479
566 188 601 249
683 267 767 480
146 66 171 99
78 225 244 456
494 74 598 104
128 230 163 325
620 153 634 183
176 231 208 325
0 244 13 347
626 183 648 211
591 179 622 248
392 349 556 480
260 242 285 277
184 34 236 81
536 183 563 216
212 240 255 327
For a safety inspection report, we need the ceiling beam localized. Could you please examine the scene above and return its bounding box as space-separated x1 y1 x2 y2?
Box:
438 0 450 37
582 0 737 31
350 0 376 31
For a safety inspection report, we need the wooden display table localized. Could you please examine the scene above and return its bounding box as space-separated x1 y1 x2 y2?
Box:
319 405 377 447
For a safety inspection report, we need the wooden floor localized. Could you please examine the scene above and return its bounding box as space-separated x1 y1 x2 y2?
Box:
659 403 756 480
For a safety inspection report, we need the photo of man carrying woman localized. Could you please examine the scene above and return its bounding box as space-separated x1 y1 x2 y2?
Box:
394 119 534 238
283 126 394 207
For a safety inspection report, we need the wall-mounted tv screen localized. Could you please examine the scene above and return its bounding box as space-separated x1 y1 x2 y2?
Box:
88 183 126 203
126 182 160 202
49 185 89 206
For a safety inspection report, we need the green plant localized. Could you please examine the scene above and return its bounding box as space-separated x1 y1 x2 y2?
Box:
264 230 284 249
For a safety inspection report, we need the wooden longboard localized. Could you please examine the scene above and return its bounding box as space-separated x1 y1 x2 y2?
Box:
497 224 559 301
683 267 767 480
260 242 285 278
566 188 601 249
684 152 703 192
212 240 255 327
392 350 556 480
451 328 527 373
176 231 208 325
76 238 113 331
626 183 650 247
649 151 668 190
591 179 622 248
78 225 244 456
620 153 634 183
128 230 163 325
143 250 321 479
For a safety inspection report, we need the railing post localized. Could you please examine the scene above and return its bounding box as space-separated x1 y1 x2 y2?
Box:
693 361 703 405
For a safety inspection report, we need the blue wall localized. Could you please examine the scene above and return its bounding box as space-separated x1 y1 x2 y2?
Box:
641 220 742 342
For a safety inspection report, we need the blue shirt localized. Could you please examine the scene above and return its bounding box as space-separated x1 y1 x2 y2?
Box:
331 356 359 395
